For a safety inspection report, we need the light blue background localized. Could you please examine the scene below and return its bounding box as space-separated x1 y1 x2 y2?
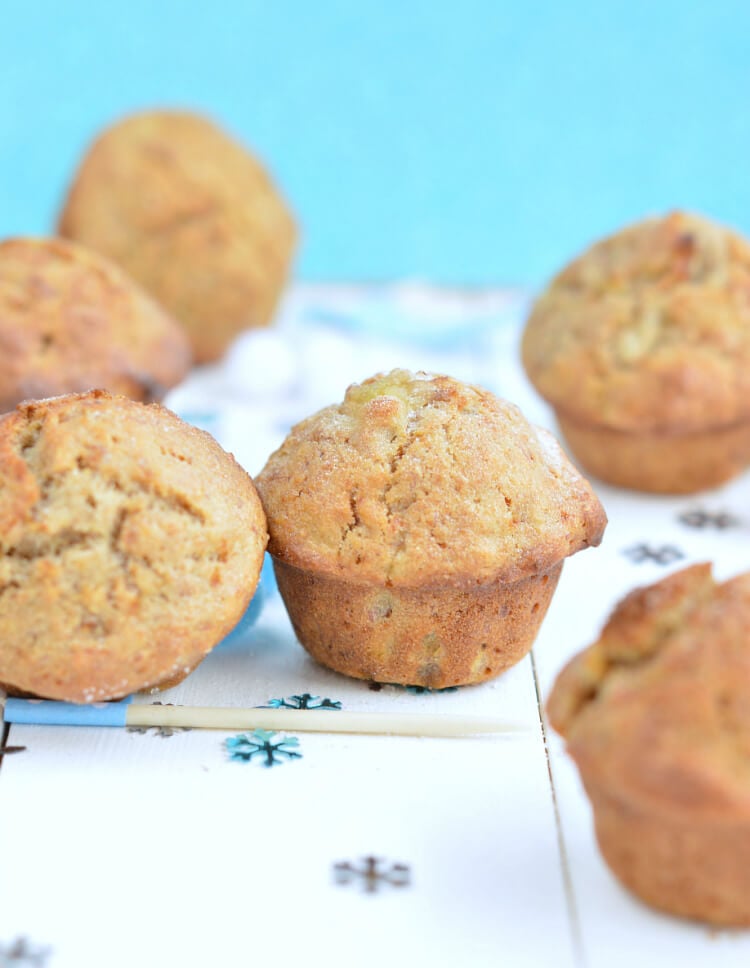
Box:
1 2 747 288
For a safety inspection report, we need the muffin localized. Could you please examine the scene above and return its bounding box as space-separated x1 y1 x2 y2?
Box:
548 563 750 926
522 211 750 493
0 236 191 411
0 390 267 702
58 109 297 362
255 369 606 688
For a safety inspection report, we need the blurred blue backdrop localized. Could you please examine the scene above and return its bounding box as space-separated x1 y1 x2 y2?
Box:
1 1 747 289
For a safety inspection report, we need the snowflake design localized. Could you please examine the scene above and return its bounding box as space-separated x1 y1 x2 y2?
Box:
404 684 458 695
266 693 342 710
226 729 302 767
0 745 26 763
622 543 685 565
127 702 192 738
0 937 50 967
333 856 411 893
678 509 741 530
368 682 458 694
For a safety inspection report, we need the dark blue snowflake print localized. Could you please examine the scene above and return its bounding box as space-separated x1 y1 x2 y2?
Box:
678 508 741 530
126 702 192 738
0 745 26 763
226 729 302 767
333 856 411 893
127 723 191 738
266 693 342 710
622 544 685 565
0 937 50 967
368 682 458 694
404 684 458 695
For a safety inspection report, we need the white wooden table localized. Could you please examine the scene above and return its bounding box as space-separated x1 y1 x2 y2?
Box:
2 284 749 968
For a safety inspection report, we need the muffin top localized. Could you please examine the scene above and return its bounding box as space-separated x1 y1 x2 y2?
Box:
0 236 191 411
522 211 750 432
548 563 750 820
256 370 606 588
58 109 297 362
0 390 267 701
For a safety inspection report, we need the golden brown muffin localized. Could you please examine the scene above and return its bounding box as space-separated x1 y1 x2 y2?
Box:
255 369 606 687
0 390 267 702
0 236 191 411
58 109 297 363
522 211 750 493
548 563 750 926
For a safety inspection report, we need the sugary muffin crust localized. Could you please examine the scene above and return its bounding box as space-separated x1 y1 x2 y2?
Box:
548 564 750 925
59 110 297 362
257 369 606 589
522 211 750 492
0 390 267 702
0 236 191 411
523 211 750 434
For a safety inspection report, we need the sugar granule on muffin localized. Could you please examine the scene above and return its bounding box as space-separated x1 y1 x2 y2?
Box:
0 390 267 702
522 211 750 493
58 109 297 362
0 236 191 412
255 369 606 688
548 563 750 926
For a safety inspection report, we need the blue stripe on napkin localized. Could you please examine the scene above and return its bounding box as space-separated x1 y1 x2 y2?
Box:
5 695 133 727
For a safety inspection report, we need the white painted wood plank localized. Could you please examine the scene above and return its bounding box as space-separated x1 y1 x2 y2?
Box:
532 472 750 967
0 590 574 967
549 749 750 968
1 731 573 968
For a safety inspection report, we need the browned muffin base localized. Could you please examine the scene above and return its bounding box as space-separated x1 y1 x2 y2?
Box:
556 410 750 494
272 558 562 687
1 662 196 699
590 785 750 926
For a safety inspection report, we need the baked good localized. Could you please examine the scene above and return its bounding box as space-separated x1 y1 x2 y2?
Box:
0 390 267 702
522 211 750 493
58 109 297 363
0 236 191 411
255 369 606 688
548 563 750 926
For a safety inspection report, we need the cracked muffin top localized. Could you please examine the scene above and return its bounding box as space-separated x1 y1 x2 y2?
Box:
0 390 267 702
0 236 191 411
548 563 750 819
58 109 297 362
255 370 606 588
522 211 750 432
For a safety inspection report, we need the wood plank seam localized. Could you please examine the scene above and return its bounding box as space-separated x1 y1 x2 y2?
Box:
530 649 587 968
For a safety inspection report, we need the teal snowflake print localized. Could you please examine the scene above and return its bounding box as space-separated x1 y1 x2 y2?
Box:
225 729 302 767
266 693 341 710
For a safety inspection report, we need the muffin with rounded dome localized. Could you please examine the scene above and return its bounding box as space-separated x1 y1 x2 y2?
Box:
59 109 297 362
0 236 191 411
0 390 267 702
522 211 750 493
548 563 750 926
256 369 606 688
